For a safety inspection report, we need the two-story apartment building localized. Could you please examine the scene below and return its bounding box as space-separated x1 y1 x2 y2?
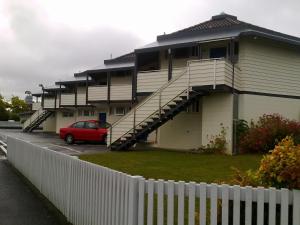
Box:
24 13 300 154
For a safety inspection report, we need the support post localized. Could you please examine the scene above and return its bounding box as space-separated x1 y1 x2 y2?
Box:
187 61 191 100
74 84 77 107
85 74 89 105
168 48 173 81
213 60 217 89
59 84 62 108
41 89 45 109
132 53 138 105
107 72 111 104
54 91 57 109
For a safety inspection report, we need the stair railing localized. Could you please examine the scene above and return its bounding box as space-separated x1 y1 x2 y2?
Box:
108 58 226 146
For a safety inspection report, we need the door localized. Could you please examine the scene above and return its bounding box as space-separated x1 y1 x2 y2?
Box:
99 112 107 124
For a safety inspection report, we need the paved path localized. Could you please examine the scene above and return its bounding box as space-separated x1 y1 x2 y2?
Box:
0 129 108 156
0 159 66 225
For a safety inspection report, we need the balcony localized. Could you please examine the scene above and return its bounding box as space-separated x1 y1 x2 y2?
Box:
88 85 108 101
137 58 239 93
43 98 55 109
110 85 132 101
61 93 75 106
88 85 132 102
137 68 184 93
32 102 41 111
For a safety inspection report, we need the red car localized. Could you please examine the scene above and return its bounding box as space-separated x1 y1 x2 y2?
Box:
59 120 109 144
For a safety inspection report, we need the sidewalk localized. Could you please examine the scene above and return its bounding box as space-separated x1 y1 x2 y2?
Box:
0 159 68 225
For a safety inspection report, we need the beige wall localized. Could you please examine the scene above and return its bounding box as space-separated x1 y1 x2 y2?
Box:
239 94 300 122
42 113 56 132
111 74 132 85
202 93 233 154
156 111 202 150
238 37 300 96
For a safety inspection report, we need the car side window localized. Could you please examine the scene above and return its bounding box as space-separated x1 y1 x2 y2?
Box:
85 122 98 129
72 121 85 128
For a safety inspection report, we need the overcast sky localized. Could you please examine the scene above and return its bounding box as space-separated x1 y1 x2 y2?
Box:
0 0 299 99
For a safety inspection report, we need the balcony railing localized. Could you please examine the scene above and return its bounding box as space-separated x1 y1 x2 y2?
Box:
88 85 132 101
137 68 184 93
32 102 41 111
88 85 108 101
110 84 132 101
61 93 75 106
43 98 55 109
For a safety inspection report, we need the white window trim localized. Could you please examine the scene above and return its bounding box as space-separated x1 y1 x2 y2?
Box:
114 107 126 116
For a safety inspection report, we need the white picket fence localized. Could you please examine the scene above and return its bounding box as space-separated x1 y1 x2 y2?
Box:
7 137 300 225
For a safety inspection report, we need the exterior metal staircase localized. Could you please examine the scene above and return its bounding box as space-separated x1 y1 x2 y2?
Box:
108 61 206 151
23 107 53 132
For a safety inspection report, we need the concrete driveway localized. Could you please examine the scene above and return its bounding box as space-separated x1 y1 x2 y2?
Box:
0 129 108 156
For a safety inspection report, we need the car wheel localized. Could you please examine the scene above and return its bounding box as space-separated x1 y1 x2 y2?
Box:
65 134 74 145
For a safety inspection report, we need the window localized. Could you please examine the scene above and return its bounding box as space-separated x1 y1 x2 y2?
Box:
173 47 190 59
115 107 125 116
85 121 98 129
72 121 85 128
62 112 74 117
209 47 227 59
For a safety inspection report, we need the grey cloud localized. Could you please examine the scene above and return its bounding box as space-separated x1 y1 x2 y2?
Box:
0 1 142 98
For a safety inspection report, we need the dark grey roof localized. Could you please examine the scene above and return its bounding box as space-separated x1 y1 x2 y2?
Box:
104 52 135 64
75 52 135 77
136 13 300 53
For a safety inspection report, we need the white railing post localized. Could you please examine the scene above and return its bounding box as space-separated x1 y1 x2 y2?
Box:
128 176 141 225
293 189 300 225
213 59 217 89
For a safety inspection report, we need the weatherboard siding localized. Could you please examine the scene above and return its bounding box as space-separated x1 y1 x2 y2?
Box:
238 38 300 96
77 87 86 105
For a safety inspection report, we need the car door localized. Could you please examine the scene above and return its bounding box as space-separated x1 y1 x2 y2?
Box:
71 121 86 140
84 121 99 141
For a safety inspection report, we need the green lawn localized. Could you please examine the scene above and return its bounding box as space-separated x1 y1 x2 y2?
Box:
79 150 262 183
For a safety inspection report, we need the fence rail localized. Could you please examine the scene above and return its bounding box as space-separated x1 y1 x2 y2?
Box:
7 137 300 225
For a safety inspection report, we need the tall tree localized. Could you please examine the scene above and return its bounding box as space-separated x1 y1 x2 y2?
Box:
0 95 9 121
10 96 29 114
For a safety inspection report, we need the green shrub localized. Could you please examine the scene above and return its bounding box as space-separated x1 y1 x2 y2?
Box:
239 114 300 153
196 124 227 154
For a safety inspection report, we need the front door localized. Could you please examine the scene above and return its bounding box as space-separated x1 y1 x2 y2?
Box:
99 112 106 124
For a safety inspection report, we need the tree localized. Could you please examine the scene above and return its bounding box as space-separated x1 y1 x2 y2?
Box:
0 95 9 121
10 96 29 114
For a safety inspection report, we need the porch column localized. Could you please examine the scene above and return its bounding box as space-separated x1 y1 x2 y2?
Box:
54 91 57 109
107 71 111 104
85 74 89 105
59 84 61 107
168 48 173 81
132 53 138 105
75 83 78 107
198 44 202 59
41 88 45 109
